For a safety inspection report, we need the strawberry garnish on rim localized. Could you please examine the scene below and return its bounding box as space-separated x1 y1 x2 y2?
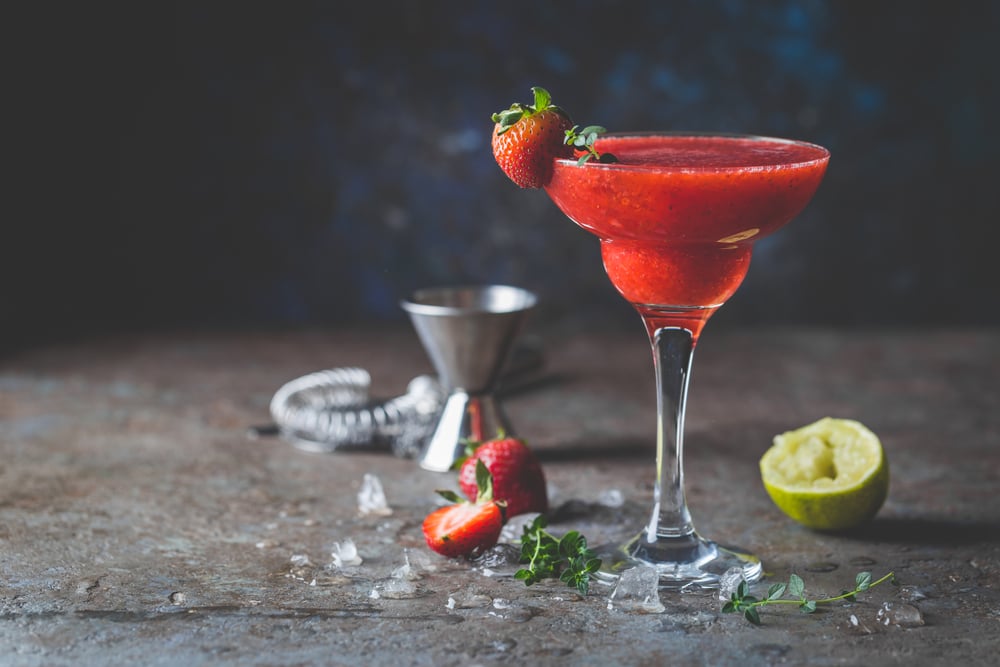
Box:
491 86 617 188
422 460 506 558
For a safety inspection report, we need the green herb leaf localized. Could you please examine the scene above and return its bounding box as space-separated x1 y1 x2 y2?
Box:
723 570 895 626
767 583 787 600
515 516 601 596
564 124 616 164
788 573 805 598
434 489 463 503
531 86 551 111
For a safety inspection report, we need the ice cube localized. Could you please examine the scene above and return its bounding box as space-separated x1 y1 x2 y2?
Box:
499 513 540 543
391 550 420 581
597 489 625 508
331 539 363 568
876 601 925 628
472 543 522 573
607 565 665 614
406 548 437 573
289 554 311 567
357 473 392 516
717 566 747 602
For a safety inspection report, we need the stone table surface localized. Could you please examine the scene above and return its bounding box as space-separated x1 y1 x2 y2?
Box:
1 327 998 666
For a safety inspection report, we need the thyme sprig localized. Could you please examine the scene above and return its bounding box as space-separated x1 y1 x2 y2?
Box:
723 571 897 625
564 125 618 165
515 516 602 596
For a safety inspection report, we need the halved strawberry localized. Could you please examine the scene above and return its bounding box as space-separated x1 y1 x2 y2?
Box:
491 86 574 188
459 434 548 518
423 460 505 558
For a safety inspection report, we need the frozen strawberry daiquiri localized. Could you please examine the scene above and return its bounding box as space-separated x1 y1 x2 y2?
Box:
546 134 829 340
546 133 830 586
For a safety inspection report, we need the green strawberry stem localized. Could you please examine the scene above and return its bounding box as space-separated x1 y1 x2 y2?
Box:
492 86 617 164
492 87 562 134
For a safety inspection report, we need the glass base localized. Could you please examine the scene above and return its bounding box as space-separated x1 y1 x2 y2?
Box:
594 531 762 590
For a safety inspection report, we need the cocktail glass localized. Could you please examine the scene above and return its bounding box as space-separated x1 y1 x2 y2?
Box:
544 133 830 588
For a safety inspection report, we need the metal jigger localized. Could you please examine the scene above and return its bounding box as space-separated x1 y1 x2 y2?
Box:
401 285 537 472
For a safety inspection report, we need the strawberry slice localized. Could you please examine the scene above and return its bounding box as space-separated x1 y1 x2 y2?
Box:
422 460 505 558
491 86 574 188
458 434 548 518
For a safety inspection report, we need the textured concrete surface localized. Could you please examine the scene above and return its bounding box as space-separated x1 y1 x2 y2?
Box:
2 328 998 666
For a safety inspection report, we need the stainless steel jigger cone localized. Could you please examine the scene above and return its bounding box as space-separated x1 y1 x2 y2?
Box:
401 285 537 472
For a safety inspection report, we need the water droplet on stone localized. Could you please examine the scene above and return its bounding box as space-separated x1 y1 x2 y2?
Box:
840 612 878 635
169 592 186 605
289 553 311 567
377 577 420 599
505 606 538 623
448 588 492 608
876 601 924 628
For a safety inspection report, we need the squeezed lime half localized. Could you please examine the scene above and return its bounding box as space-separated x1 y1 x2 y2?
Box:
760 417 889 531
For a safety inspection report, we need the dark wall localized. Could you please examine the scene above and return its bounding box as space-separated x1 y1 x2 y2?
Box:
9 1 999 348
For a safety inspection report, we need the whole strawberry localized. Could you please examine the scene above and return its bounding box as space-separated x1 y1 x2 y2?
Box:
491 86 574 188
423 460 506 558
459 434 548 517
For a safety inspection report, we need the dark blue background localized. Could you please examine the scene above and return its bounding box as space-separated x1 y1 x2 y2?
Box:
9 1 999 348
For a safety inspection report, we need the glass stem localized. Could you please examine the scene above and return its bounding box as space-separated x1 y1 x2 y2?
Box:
646 326 696 542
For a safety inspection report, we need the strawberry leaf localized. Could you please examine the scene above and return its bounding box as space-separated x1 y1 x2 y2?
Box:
475 459 494 503
530 86 552 111
435 489 464 504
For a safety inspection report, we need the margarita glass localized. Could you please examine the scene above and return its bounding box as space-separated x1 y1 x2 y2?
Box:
545 133 829 587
